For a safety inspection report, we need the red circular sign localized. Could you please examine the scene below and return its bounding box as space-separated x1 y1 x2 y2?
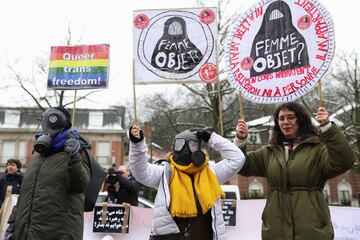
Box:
199 9 216 24
240 57 254 70
199 63 217 83
297 15 312 30
133 14 149 29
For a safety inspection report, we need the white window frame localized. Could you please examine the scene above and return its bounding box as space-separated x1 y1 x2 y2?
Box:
18 140 27 163
97 141 110 165
88 111 103 128
4 110 21 127
337 181 352 206
249 179 263 195
2 140 16 163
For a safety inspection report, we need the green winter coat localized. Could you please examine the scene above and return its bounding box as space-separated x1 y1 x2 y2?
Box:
14 148 90 240
239 124 355 240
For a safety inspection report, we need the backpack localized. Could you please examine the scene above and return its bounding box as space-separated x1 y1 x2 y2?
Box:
81 138 107 212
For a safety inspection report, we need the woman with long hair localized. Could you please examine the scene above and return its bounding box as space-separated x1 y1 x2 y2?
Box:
234 102 355 240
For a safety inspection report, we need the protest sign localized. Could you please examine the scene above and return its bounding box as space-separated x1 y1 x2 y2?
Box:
93 205 129 233
331 206 360 240
222 199 237 226
228 200 360 240
0 194 18 239
84 204 153 240
133 8 218 84
225 0 335 103
48 44 110 90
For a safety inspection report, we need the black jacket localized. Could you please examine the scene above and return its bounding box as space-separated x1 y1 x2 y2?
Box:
116 175 140 206
0 171 23 207
14 148 91 240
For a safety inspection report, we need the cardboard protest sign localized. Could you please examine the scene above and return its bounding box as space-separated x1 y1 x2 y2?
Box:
222 199 237 226
225 0 334 103
133 8 218 84
83 205 153 240
48 44 109 90
93 205 129 233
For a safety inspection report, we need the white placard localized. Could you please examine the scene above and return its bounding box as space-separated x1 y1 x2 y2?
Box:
133 8 218 84
225 0 335 104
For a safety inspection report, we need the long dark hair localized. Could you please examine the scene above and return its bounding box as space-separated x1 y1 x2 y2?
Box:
269 102 318 146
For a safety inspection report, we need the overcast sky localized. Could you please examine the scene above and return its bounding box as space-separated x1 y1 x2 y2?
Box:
0 0 358 109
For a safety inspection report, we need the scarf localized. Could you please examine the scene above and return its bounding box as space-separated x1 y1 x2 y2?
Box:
35 128 79 152
283 139 297 161
168 154 224 218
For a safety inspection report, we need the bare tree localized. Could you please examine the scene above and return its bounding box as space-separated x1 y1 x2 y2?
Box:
327 51 360 174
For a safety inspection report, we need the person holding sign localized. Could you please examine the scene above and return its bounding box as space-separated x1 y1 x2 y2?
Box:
234 102 355 240
129 124 245 240
7 107 91 240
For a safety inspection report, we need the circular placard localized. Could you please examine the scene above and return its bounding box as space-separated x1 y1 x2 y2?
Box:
224 0 335 104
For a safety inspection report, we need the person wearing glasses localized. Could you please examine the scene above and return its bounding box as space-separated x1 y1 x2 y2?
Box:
234 101 355 240
129 124 245 240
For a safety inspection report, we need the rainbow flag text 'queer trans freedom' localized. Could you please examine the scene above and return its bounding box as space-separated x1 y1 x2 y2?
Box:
48 44 110 90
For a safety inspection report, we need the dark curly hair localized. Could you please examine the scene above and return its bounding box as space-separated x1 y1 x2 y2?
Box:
269 102 318 147
7 158 22 169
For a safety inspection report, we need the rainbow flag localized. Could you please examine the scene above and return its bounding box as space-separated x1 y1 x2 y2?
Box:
48 44 110 89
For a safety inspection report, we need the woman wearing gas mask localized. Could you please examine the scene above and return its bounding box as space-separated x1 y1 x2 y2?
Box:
7 107 91 240
129 124 245 240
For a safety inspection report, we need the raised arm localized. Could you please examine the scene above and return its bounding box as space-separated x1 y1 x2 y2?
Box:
128 124 164 188
316 107 355 178
197 130 245 184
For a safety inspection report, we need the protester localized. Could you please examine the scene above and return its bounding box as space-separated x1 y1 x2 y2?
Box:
8 106 91 240
0 159 23 208
129 123 245 240
103 164 140 206
234 102 355 240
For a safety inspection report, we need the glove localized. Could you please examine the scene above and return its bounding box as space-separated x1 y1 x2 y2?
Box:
196 129 212 143
65 131 81 165
129 125 144 143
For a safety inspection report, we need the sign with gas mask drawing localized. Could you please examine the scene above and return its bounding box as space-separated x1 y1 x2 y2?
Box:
225 0 334 104
133 8 218 84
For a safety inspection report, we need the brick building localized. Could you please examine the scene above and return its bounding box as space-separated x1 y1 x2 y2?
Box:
0 106 127 173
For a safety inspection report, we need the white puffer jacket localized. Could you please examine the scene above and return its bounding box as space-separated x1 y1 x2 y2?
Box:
129 132 245 240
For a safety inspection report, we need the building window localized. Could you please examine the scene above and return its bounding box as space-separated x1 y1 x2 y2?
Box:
97 141 110 165
4 110 20 127
323 183 330 203
89 111 103 128
338 181 352 206
2 141 16 163
249 179 263 197
18 141 27 164
247 132 261 144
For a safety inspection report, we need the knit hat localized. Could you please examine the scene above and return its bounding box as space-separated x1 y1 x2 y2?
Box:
53 106 72 128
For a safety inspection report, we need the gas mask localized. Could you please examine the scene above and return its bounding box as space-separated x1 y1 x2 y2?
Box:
172 130 205 167
34 108 71 155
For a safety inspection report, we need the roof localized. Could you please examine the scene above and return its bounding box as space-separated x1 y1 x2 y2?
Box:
0 106 126 132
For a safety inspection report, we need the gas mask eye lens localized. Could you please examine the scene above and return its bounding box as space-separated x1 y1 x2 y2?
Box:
173 139 186 152
49 114 58 123
188 139 200 153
